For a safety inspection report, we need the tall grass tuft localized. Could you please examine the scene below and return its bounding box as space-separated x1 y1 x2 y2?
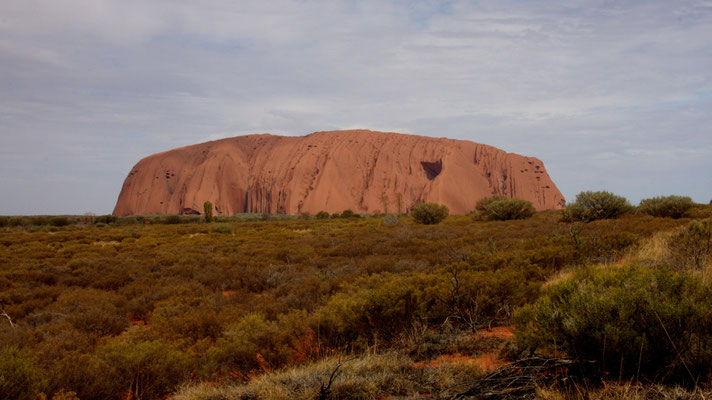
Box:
172 352 482 400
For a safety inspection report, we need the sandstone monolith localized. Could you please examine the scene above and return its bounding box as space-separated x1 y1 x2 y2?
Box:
113 130 565 216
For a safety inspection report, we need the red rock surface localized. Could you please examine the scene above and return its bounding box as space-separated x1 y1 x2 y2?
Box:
113 130 564 216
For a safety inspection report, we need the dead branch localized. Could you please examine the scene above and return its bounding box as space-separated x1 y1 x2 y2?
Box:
1 308 15 329
317 357 357 400
446 357 584 399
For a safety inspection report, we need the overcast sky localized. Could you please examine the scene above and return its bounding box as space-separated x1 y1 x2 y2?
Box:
1 0 711 215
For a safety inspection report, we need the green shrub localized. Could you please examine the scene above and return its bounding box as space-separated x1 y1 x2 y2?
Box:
151 301 222 341
210 313 293 372
95 215 117 224
49 216 70 227
331 212 341 219
562 191 633 222
341 209 356 218
0 346 43 400
52 289 128 336
28 216 49 226
411 202 449 225
315 276 428 348
316 211 330 219
474 196 506 214
8 216 27 226
483 198 535 221
162 214 182 224
667 219 711 271
515 265 712 383
97 339 191 400
638 195 694 219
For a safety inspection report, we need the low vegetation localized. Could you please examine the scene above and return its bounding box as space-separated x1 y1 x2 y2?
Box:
515 264 712 383
174 352 482 400
0 198 710 399
473 196 506 214
667 219 711 271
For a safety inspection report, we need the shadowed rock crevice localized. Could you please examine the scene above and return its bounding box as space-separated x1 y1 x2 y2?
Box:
420 160 442 180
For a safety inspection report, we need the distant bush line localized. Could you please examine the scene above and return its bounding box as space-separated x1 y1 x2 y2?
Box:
2 192 710 230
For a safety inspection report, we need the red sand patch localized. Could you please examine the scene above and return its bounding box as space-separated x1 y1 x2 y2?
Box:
477 326 514 340
415 352 504 372
414 326 514 372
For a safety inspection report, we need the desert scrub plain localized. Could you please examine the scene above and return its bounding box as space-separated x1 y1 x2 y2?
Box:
1 196 711 399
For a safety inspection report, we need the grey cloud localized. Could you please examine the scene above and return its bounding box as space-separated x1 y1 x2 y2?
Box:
0 0 710 214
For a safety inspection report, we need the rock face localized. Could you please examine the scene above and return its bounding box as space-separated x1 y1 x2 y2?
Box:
113 130 565 216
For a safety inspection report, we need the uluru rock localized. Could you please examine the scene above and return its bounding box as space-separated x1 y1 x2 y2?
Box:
113 130 565 216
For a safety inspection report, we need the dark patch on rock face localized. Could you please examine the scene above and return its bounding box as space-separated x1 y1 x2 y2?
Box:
421 160 442 180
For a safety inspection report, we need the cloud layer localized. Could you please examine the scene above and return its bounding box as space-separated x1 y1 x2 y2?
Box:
1 0 711 214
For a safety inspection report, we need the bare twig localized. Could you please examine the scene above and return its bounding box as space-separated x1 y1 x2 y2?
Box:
317 357 357 400
1 308 15 329
446 357 585 399
654 311 705 400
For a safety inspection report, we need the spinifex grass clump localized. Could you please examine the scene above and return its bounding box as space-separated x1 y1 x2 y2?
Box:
173 352 482 400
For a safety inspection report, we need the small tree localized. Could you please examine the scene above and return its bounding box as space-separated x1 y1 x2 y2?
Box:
411 202 449 225
203 201 213 223
562 191 633 222
316 211 330 219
